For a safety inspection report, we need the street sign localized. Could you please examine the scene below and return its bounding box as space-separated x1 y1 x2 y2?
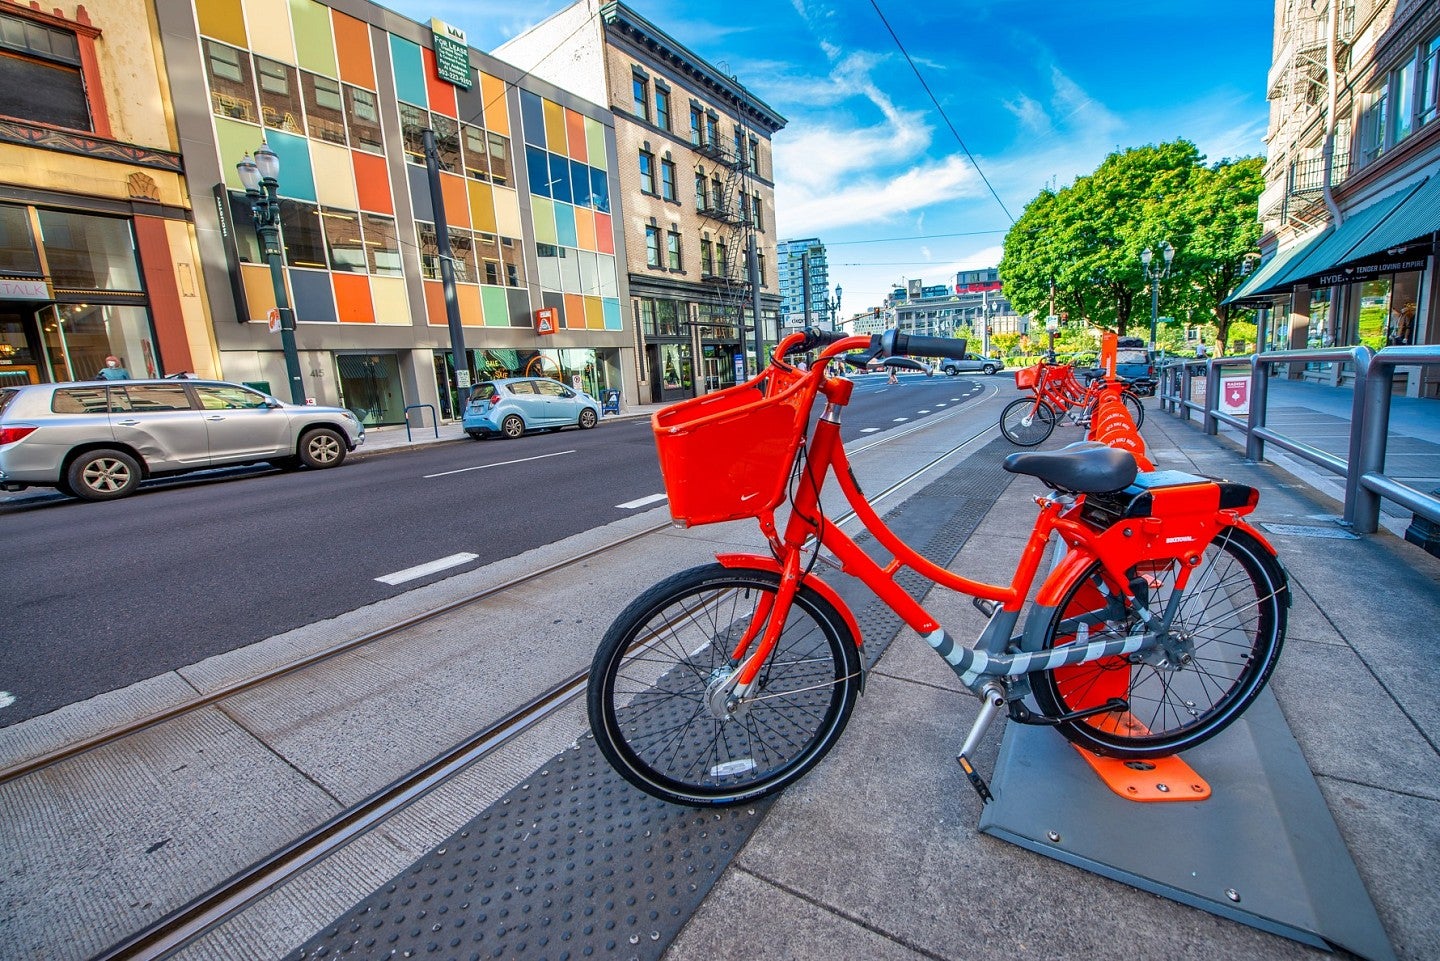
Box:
267 307 281 332
456 369 471 389
430 19 472 89
1046 315 1060 332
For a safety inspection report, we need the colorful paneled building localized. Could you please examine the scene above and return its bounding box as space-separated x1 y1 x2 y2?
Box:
153 0 629 422
1 0 215 387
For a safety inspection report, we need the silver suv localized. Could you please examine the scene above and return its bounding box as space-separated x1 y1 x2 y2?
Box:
937 353 1006 376
0 379 364 501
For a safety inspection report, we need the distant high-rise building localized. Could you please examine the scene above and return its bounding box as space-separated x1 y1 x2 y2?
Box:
777 238 833 328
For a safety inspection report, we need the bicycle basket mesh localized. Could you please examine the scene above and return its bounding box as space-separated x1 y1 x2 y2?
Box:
652 366 812 527
1015 366 1038 390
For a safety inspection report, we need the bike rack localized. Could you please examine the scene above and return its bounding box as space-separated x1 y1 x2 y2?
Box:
403 403 438 442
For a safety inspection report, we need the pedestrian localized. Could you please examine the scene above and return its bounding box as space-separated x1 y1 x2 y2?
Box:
886 366 898 385
96 355 131 380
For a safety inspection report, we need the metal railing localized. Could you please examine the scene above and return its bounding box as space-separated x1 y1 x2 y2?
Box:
1158 345 1439 535
403 403 439 442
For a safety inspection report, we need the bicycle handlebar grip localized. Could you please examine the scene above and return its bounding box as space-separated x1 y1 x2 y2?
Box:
881 330 969 360
788 327 850 353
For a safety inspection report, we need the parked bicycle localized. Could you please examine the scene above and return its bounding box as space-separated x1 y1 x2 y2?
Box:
586 329 1289 807
1000 360 1147 446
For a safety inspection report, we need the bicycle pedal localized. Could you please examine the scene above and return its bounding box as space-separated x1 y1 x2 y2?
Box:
957 753 993 804
971 597 1000 619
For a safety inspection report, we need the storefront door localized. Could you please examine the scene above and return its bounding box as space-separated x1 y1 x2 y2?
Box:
0 304 45 385
336 353 405 426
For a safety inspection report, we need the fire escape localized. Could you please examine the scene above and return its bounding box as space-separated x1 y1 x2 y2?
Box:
695 129 758 343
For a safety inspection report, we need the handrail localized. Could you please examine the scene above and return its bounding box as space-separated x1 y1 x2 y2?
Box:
1158 344 1440 537
403 403 439 442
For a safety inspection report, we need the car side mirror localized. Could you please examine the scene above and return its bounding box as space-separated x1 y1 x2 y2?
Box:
265 400 283 409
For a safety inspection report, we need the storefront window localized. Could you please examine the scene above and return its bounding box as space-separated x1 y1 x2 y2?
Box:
227 190 263 264
277 199 327 269
1387 272 1421 346
0 203 40 273
657 343 692 392
39 303 158 381
1356 278 1390 351
36 210 141 291
336 353 405 426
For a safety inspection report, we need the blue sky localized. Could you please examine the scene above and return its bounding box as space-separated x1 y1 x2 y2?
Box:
387 0 1275 313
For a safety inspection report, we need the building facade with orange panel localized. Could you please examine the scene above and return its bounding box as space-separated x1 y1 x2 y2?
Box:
0 0 217 387
154 0 631 423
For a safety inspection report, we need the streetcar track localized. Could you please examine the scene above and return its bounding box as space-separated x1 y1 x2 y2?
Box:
85 395 1002 961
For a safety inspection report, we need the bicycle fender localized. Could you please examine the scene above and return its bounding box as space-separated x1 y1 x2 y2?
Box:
715 553 865 651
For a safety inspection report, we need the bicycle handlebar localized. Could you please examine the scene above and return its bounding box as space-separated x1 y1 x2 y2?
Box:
784 327 971 363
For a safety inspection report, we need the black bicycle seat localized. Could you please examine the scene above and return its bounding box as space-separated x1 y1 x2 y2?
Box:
1002 442 1139 493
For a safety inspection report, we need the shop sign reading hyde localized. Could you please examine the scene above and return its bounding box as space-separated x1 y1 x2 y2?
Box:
430 18 472 89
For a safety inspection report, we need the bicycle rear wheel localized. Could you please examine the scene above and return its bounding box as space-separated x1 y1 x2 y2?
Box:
1122 390 1146 429
1000 397 1056 446
1031 526 1287 758
588 563 861 807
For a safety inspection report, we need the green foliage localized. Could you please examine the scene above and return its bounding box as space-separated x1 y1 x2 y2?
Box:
999 142 1264 350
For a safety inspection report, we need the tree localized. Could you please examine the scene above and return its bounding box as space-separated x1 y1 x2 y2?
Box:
1000 141 1262 348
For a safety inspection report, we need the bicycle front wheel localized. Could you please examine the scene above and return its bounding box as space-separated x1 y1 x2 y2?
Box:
1122 390 1146 429
1000 397 1056 446
1031 525 1287 758
588 563 862 807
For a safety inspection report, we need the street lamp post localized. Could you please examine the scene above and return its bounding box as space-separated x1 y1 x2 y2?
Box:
237 144 307 404
1140 241 1175 353
826 284 842 331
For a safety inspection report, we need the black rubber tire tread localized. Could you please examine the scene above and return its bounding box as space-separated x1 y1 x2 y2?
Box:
588 563 861 807
67 449 141 501
1122 390 1146 429
1000 397 1056 446
501 414 525 439
1032 525 1287 758
299 427 347 469
578 408 598 429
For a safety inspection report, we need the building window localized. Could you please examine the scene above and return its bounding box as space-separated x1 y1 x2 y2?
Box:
400 103 429 165
345 85 383 153
1421 35 1440 127
0 10 89 131
416 221 440 279
361 213 401 276
689 104 703 145
660 158 676 201
35 210 141 290
733 127 746 167
694 171 707 209
0 204 41 274
738 192 749 224
500 237 524 287
488 132 511 186
644 225 661 268
1391 54 1417 146
449 228 475 283
705 112 718 148
655 86 671 130
717 238 729 276
752 194 764 232
320 207 364 272
701 237 713 276
758 254 765 285
278 199 328 268
203 40 257 124
302 72 346 145
461 123 489 180
476 233 501 285
748 135 760 174
632 72 650 122
1361 89 1388 164
431 113 461 172
666 229 681 270
638 150 655 193
255 56 303 134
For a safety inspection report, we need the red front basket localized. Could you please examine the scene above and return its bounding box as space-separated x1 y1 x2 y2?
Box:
1015 365 1039 390
652 366 813 527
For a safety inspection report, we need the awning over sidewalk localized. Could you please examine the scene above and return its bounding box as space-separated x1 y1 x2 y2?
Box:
1224 227 1331 306
1275 179 1427 290
1337 173 1439 265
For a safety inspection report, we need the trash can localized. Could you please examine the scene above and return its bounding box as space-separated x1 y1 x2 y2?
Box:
602 389 621 416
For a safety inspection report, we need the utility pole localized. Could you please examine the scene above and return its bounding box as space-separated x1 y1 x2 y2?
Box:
424 128 469 412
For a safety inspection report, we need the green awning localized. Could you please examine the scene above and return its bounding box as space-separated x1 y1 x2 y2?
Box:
1223 227 1331 305
1338 173 1439 264
1274 180 1426 289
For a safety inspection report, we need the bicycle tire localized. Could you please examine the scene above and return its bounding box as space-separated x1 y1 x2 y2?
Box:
1000 397 1056 446
1122 390 1146 429
588 563 861 807
1031 525 1286 758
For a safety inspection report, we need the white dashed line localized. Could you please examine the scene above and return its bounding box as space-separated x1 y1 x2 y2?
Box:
893 417 909 422
0 691 15 710
918 409 931 414
860 427 880 433
376 553 479 585
617 493 667 509
424 450 573 478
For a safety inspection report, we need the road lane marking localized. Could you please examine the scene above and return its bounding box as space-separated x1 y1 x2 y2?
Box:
617 493 667 509
376 553 479 585
860 427 880 433
917 409 931 414
892 417 909 422
424 450 574 478
0 691 15 710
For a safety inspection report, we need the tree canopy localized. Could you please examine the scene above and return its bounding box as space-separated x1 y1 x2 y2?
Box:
998 141 1263 350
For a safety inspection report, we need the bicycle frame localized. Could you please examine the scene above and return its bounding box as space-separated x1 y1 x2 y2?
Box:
713 334 1278 757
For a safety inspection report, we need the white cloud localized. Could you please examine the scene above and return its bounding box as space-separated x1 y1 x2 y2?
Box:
777 154 978 234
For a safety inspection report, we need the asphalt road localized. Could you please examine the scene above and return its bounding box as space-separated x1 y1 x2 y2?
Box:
0 371 997 725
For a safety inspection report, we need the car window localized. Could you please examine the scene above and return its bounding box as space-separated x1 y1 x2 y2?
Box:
110 383 194 412
1116 349 1150 365
51 386 111 414
195 385 269 410
0 388 16 415
506 381 537 395
533 380 567 397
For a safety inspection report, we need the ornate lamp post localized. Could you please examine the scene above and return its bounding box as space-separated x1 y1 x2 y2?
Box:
826 284 842 330
1140 241 1175 353
236 144 307 404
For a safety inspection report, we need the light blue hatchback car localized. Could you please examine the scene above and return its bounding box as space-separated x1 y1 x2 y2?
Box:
462 377 602 439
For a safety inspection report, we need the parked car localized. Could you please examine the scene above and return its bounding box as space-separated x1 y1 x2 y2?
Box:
1112 337 1158 395
463 377 601 439
937 353 1006 376
0 379 364 501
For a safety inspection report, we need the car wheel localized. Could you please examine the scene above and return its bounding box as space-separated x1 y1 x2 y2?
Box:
982 364 997 375
67 449 141 501
578 408 598 430
944 368 958 376
299 427 347 469
501 414 526 439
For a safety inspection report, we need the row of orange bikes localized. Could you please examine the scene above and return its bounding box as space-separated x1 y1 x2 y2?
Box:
1000 360 1148 456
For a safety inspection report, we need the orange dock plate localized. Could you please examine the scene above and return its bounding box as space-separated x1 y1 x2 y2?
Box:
1072 745 1211 801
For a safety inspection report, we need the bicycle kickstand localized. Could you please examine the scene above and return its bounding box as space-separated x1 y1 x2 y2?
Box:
956 681 1006 804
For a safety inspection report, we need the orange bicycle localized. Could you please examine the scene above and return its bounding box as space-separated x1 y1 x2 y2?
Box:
587 329 1289 807
1001 360 1146 446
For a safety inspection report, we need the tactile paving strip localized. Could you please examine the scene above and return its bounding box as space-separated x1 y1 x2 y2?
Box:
288 437 1016 961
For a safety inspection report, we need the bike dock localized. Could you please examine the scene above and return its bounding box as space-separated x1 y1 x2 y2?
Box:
5 386 1438 961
